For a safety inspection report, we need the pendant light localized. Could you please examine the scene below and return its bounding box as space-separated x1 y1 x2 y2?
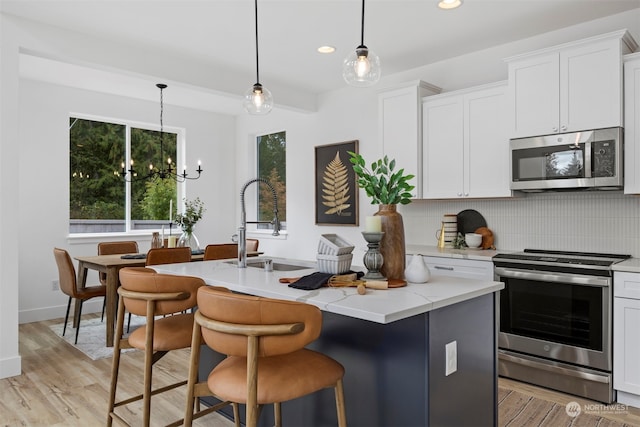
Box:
121 83 203 182
343 0 381 87
243 0 273 114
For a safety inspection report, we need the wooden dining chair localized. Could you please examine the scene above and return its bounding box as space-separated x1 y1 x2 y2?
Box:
107 267 232 427
184 286 347 427
53 248 107 344
203 243 238 261
145 246 192 266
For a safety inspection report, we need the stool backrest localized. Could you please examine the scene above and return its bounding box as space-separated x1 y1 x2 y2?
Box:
203 243 237 261
196 286 322 357
53 247 78 298
119 267 203 316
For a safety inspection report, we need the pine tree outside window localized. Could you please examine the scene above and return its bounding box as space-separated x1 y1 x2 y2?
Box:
257 131 286 230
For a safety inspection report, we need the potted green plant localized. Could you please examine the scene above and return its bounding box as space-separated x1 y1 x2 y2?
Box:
173 197 206 250
348 152 415 205
348 152 415 281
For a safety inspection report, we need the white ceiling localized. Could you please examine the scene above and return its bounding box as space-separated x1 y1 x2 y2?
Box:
3 0 640 113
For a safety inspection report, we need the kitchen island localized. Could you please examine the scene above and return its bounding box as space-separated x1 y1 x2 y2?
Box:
151 257 504 427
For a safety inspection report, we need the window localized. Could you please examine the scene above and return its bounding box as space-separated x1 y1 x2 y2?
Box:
257 131 286 230
69 116 179 234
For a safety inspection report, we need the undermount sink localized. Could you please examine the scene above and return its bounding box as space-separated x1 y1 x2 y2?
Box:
225 260 311 271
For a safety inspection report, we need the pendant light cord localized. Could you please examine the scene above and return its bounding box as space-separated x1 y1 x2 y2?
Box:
254 0 260 84
360 0 365 46
158 84 165 173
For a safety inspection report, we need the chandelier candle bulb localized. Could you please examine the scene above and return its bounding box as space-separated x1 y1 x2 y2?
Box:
365 216 382 232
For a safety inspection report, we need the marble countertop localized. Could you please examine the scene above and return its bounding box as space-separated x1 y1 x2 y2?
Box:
151 257 504 324
613 258 640 273
406 244 502 262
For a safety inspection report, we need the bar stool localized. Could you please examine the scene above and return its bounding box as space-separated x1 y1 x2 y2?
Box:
184 286 347 427
106 267 231 427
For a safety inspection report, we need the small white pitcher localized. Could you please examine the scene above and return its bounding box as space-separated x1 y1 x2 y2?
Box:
404 254 430 283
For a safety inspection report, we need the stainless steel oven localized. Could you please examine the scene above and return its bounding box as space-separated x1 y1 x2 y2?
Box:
493 250 630 403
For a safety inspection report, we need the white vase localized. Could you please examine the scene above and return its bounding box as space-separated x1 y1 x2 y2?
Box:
404 254 430 283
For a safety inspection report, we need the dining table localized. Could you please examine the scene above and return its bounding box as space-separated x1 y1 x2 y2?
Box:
74 250 260 347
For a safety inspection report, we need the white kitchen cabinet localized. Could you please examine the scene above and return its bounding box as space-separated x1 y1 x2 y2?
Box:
507 29 636 139
422 82 511 199
422 255 494 282
624 53 640 194
613 272 640 408
378 80 441 198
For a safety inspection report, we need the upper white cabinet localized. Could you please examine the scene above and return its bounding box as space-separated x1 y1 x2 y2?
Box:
506 30 637 139
624 53 640 194
378 81 441 198
422 82 511 199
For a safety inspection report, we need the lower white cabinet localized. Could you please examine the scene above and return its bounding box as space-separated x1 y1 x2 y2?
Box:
613 272 640 407
422 256 494 281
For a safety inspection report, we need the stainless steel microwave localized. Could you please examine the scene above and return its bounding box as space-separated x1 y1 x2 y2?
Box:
510 127 623 192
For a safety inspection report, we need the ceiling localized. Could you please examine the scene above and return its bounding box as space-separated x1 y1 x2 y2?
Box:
3 0 640 113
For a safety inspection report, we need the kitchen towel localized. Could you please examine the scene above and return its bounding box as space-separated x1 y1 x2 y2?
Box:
288 271 364 290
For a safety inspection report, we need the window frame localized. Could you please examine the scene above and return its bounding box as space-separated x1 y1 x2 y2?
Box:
68 112 186 238
252 129 287 235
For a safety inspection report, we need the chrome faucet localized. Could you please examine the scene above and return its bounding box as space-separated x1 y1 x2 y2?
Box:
238 178 280 268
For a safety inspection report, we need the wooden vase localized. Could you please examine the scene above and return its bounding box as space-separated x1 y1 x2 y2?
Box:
375 204 405 280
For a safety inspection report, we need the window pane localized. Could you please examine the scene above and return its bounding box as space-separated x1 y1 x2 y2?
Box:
131 128 177 230
69 117 126 233
257 131 286 229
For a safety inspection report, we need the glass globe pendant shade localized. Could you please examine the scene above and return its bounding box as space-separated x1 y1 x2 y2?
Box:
343 45 381 87
243 83 273 114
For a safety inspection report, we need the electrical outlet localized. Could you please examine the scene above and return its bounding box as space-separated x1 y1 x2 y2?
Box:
445 340 457 376
51 280 59 291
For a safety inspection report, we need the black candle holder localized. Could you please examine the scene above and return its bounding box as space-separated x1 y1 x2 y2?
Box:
362 231 386 280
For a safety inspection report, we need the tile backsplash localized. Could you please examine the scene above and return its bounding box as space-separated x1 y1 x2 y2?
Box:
402 192 640 257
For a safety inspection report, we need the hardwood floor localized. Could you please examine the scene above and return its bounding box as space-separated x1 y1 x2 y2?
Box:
1 314 233 427
3 314 640 426
499 377 640 426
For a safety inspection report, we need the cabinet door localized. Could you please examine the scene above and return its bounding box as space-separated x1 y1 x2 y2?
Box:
465 85 511 198
560 39 623 133
508 52 559 138
624 55 640 194
379 82 440 199
422 96 464 199
614 297 640 395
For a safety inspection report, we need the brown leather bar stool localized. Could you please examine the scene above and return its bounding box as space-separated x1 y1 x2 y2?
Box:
107 267 231 427
184 286 347 427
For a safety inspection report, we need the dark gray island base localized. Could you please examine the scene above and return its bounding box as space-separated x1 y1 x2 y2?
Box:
199 292 498 427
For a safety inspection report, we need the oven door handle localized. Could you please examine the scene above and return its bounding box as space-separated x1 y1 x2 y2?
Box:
494 267 610 287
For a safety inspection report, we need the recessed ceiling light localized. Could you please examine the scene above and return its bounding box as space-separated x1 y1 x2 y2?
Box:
317 45 336 54
438 0 462 10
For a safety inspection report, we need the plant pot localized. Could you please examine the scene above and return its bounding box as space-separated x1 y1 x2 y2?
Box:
375 204 405 280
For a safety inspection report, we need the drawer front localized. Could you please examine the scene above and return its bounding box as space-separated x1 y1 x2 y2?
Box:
614 272 640 299
423 256 493 281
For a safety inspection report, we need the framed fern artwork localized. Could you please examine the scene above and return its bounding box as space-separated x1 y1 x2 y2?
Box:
315 140 359 226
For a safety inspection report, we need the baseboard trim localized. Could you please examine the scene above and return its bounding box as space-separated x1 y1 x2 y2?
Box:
0 354 22 379
19 299 104 324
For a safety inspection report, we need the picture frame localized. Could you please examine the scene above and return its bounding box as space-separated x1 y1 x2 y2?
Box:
315 140 359 226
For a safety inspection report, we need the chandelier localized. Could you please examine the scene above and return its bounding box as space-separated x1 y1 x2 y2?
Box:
121 83 203 182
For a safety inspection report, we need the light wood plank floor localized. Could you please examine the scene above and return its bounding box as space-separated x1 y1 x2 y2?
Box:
3 314 640 426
